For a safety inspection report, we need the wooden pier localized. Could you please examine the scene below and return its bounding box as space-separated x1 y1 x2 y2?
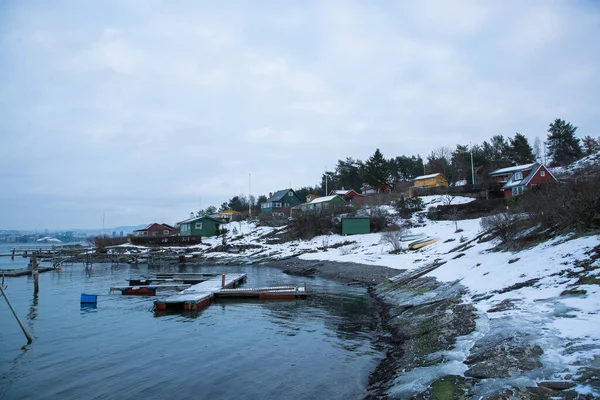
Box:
0 266 56 277
153 274 307 312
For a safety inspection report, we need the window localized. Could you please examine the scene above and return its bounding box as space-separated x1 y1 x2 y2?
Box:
163 230 169 235
261 203 271 209
195 222 203 229
438 177 443 182
273 212 285 217
540 171 545 177
512 186 524 196
288 191 294 196
181 224 189 232
272 202 282 208
514 172 523 180
284 203 290 207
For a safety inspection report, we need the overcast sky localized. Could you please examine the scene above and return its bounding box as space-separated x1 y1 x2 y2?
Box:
1 0 599 230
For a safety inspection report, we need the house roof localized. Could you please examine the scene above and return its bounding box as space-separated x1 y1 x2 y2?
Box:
218 210 241 215
267 188 295 202
134 222 174 232
330 189 364 197
413 173 444 181
501 164 558 190
177 215 224 225
307 195 342 204
489 163 536 176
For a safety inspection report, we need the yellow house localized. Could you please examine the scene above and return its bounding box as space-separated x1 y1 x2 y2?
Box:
218 210 242 222
408 173 449 196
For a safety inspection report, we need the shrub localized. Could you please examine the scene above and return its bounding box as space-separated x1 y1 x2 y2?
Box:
380 227 407 253
479 213 520 244
395 196 425 218
288 211 340 240
362 206 393 232
516 171 600 232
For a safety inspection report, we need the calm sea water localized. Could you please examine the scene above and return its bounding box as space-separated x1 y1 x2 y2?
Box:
0 246 384 400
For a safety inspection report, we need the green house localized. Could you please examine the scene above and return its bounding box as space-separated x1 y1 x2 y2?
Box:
341 217 371 235
260 188 303 217
178 215 224 237
296 195 346 212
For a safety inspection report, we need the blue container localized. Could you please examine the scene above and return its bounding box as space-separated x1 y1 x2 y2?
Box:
80 293 98 304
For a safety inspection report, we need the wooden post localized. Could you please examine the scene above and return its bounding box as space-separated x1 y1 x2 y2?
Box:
221 273 226 288
32 254 39 294
11 248 15 260
0 280 33 344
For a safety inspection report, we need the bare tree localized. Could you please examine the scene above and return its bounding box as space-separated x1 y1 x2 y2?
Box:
380 226 408 253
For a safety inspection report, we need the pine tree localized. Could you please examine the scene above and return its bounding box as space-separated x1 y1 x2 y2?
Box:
364 148 390 190
582 136 600 156
509 133 535 165
546 119 583 166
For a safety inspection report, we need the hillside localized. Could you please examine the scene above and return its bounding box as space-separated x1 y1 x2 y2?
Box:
167 192 598 398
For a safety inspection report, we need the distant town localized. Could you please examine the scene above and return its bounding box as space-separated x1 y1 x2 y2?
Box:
0 227 139 244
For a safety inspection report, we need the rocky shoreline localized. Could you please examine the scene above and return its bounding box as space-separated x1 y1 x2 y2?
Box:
262 257 597 399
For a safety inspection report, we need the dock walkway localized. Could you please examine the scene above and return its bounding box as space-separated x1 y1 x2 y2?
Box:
154 274 308 311
154 273 248 311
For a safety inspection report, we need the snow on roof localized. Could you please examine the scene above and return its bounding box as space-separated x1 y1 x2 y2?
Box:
332 189 350 195
267 189 294 202
413 173 443 181
490 163 536 176
501 164 546 189
308 195 340 204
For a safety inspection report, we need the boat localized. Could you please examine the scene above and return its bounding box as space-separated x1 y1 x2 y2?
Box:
407 237 438 250
400 233 426 242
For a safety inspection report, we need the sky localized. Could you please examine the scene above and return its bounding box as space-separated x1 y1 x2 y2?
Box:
1 0 599 231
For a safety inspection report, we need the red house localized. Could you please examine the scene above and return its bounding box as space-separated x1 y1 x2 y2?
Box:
133 223 176 237
489 163 557 198
329 189 365 201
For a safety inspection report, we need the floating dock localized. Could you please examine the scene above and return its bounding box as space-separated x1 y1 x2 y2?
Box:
154 273 248 311
153 273 307 312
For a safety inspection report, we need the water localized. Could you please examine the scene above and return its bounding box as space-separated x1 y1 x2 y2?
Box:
0 254 384 399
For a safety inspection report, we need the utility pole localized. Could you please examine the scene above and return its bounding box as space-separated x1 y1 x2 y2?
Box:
470 143 475 185
248 173 252 218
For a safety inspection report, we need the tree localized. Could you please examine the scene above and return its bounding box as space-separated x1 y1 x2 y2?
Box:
227 195 248 212
257 195 268 205
582 136 600 156
364 148 390 190
425 147 452 181
197 205 217 217
546 119 583 166
389 155 424 181
509 133 535 165
450 144 471 183
218 202 230 212
334 157 364 190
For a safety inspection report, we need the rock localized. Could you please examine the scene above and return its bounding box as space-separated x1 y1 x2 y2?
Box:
560 288 587 296
413 375 475 399
537 381 576 390
487 299 517 313
464 334 543 379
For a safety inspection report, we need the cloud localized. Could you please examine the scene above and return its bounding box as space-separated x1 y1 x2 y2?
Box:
0 0 598 230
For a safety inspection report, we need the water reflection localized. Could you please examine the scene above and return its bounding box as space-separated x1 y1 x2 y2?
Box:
27 293 38 322
80 304 98 314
